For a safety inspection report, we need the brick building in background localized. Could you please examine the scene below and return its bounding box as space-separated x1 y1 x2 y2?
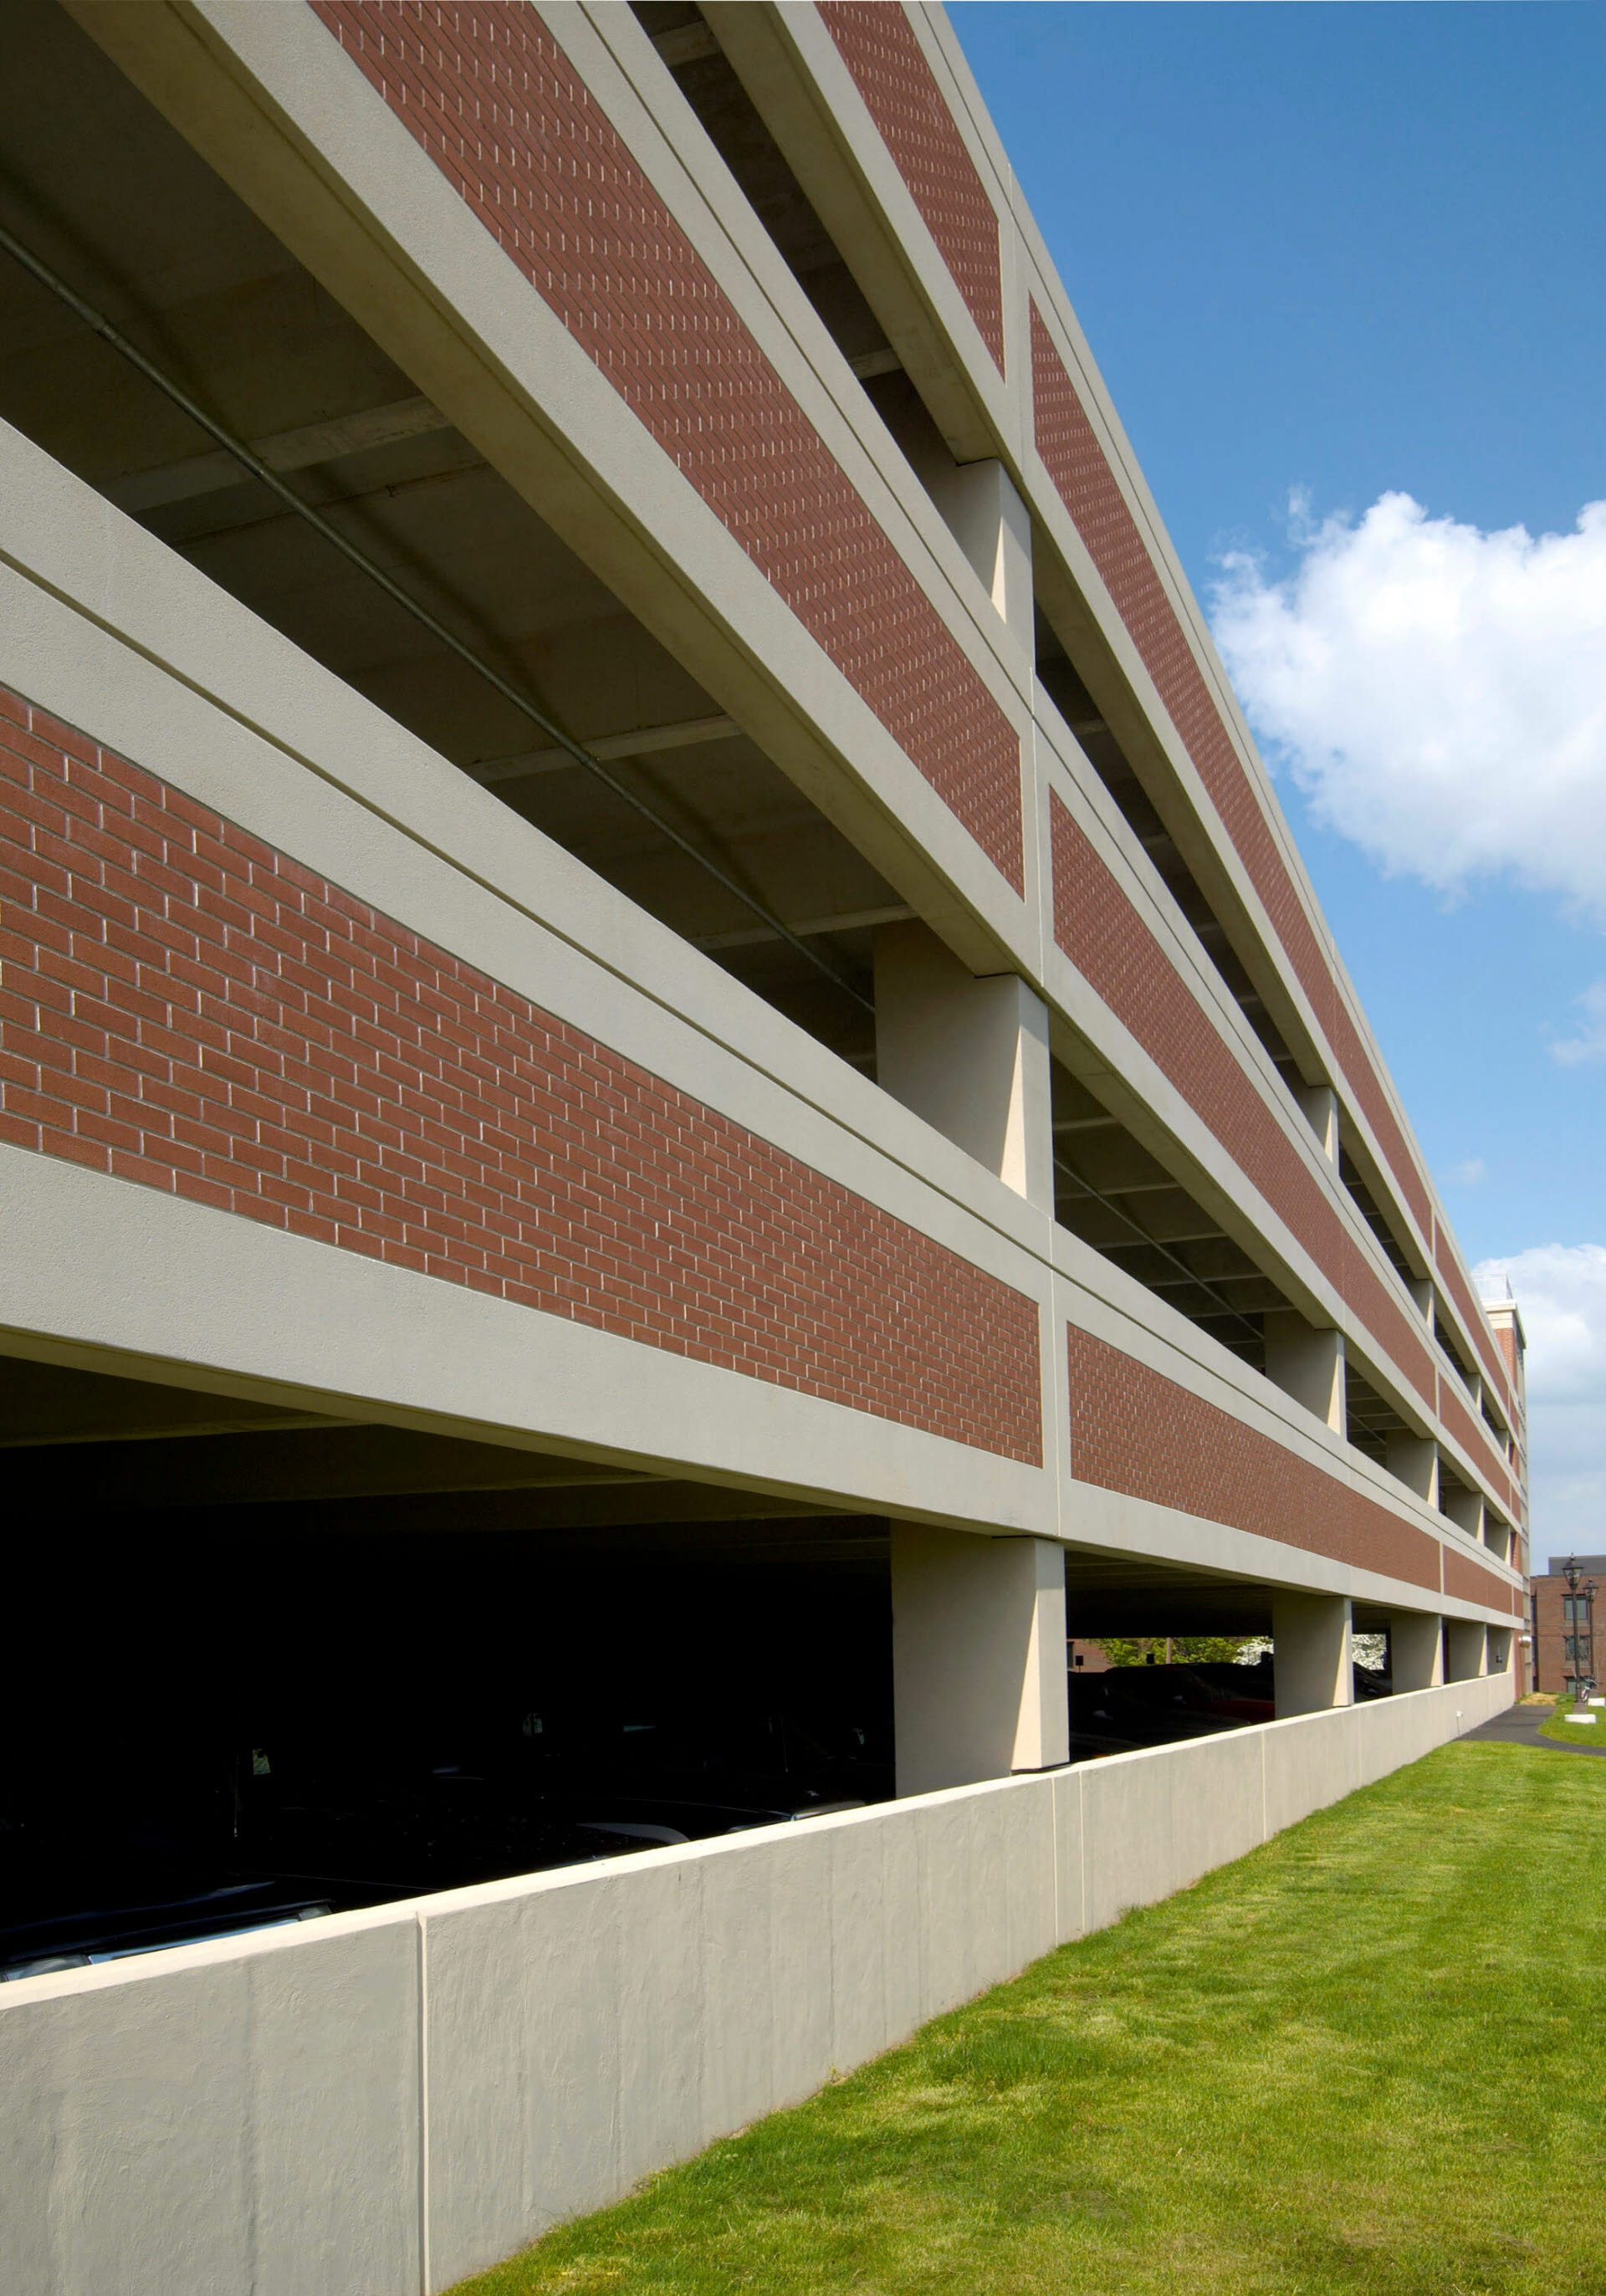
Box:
0 5 1527 2287
1530 1555 1603 1696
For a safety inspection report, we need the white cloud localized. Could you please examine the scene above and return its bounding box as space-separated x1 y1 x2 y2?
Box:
1476 1245 1606 1562
1551 979 1606 1067
1444 1157 1487 1188
1211 493 1606 919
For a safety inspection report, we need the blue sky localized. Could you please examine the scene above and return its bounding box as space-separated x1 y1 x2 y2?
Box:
950 2 1606 1552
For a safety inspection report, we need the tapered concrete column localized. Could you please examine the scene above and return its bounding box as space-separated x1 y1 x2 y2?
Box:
875 922 1052 1209
1389 1609 1445 1692
1486 1627 1514 1678
1297 1083 1339 1164
1272 1592 1353 1717
1441 1482 1485 1542
1485 1516 1512 1565
924 458 1034 659
1445 1619 1489 1681
1264 1312 1346 1434
1407 1277 1435 1327
1387 1433 1440 1506
891 1526 1068 1797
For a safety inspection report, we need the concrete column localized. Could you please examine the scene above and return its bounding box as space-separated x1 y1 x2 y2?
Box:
1407 1277 1435 1327
1387 1433 1440 1507
1445 1619 1489 1681
1272 1592 1353 1718
923 458 1034 660
1389 1608 1445 1692
875 921 1052 1209
1264 1312 1346 1434
891 1526 1068 1796
1441 1483 1485 1542
1297 1083 1339 1164
1486 1627 1514 1678
1484 1516 1512 1566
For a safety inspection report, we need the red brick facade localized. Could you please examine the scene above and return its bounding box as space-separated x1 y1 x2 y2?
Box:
1435 1376 1508 1510
817 3 1005 374
1049 795 1436 1410
1029 305 1435 1247
1435 1227 1512 1417
1441 1546 1522 1618
307 0 1025 892
1066 1326 1439 1590
0 688 1042 1464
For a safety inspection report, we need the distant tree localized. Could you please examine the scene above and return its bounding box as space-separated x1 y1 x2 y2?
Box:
1090 1635 1259 1668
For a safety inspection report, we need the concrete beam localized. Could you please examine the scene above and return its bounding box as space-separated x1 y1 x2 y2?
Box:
922 458 1033 666
104 394 450 512
1272 1592 1353 1717
892 1525 1068 1794
1263 1313 1345 1436
1445 1618 1489 1682
1440 1483 1485 1543
1297 1084 1339 1165
875 920 1052 1209
1386 1434 1439 1508
8 1425 650 1512
1389 1609 1445 1693
467 713 742 788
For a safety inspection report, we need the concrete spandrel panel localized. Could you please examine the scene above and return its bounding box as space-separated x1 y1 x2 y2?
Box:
760 1829 836 2114
1261 1707 1361 1838
696 1831 792 2141
0 1919 421 2296
1000 1772 1060 1972
240 1921 422 2296
611 1856 708 2196
1079 1749 1177 1935
1164 1732 1266 1896
1051 1767 1085 1944
1357 1686 1441 1787
826 1802 920 2073
424 1869 627 2287
916 1786 1016 2018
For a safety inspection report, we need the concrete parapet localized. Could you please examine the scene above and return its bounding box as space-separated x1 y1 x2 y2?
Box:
0 1676 1515 2296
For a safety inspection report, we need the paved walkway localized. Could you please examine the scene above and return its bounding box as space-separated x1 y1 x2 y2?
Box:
1465 1700 1606 1757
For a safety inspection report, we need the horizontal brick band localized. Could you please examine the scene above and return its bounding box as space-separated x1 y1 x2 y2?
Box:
308 0 1024 890
1066 1325 1439 1592
1029 305 1434 1244
0 688 1042 1465
1050 794 1435 1410
1435 1375 1506 1505
1442 1546 1517 1617
1435 1228 1512 1417
818 3 1005 374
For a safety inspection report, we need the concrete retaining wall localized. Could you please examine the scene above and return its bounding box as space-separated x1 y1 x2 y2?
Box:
0 1671 1514 2295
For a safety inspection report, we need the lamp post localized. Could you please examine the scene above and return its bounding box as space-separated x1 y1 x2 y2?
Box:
1561 1557 1599 1710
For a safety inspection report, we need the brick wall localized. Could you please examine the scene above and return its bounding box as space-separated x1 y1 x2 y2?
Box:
1530 1575 1568 1691
1441 1545 1521 1619
1435 1228 1512 1414
1066 1325 1439 1589
306 0 1024 891
0 686 1042 1464
1029 304 1434 1245
1435 1375 1507 1506
1050 794 1436 1411
816 3 1005 374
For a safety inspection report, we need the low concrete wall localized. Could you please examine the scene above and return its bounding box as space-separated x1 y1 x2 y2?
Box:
0 1671 1514 2294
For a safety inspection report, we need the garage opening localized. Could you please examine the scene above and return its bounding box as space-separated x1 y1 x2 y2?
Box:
0 1352 893 1981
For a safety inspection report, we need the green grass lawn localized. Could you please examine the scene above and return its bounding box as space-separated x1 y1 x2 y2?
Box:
1540 1696 1606 1747
451 1741 1606 2296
